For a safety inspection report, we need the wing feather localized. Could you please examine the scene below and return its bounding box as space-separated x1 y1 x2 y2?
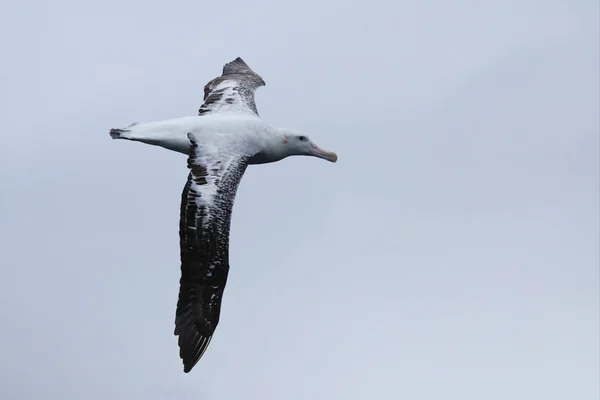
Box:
175 133 250 373
198 57 266 117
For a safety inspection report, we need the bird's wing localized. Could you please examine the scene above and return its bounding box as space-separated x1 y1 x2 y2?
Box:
175 132 251 373
198 57 266 117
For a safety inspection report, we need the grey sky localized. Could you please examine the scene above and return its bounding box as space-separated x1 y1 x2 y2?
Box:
1 0 598 399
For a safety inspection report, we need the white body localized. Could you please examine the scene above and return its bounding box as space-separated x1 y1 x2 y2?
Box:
117 112 283 162
109 57 338 374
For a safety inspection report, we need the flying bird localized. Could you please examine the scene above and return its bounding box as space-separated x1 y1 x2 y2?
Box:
109 57 337 373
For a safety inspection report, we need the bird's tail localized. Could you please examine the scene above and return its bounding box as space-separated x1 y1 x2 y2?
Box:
109 122 139 140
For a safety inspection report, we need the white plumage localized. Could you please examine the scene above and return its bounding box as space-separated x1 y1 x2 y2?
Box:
109 57 337 373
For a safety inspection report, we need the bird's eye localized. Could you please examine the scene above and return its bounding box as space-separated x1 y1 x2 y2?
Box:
298 136 307 141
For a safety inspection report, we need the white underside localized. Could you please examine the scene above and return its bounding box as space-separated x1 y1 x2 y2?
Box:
117 113 274 156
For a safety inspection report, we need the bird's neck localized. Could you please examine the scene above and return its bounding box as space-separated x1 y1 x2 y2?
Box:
247 131 290 165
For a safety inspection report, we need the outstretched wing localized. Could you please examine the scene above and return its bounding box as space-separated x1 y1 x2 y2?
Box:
175 133 251 373
198 57 266 117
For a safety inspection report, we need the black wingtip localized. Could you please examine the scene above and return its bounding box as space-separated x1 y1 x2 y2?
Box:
222 57 252 75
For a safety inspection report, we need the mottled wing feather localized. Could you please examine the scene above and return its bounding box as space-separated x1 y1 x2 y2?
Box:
175 133 250 373
198 57 266 117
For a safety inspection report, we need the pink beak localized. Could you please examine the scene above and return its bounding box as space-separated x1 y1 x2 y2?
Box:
309 142 338 163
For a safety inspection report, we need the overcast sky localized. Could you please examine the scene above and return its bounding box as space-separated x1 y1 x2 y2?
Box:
1 0 598 399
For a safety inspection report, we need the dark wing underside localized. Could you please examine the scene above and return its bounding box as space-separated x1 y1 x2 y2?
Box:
175 133 250 373
198 57 266 117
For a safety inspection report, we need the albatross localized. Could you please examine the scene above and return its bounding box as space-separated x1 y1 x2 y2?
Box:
109 57 337 373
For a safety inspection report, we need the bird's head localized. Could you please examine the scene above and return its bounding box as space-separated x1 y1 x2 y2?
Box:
278 129 338 163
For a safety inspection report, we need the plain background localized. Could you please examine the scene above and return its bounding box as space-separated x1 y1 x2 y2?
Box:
1 0 598 399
